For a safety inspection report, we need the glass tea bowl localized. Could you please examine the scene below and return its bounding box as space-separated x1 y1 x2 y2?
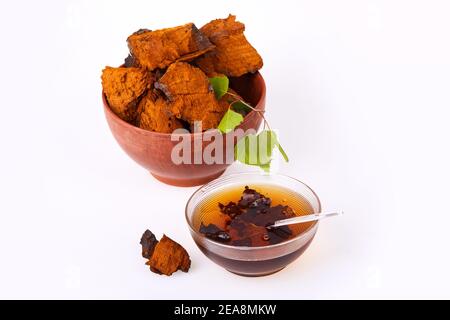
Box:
185 173 321 277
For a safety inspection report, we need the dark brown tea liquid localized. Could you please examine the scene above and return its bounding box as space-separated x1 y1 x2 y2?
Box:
194 184 315 242
193 184 318 276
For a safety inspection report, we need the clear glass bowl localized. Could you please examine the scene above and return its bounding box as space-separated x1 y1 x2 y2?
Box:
185 173 321 277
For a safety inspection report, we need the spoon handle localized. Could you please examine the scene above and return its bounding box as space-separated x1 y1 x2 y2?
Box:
270 211 343 228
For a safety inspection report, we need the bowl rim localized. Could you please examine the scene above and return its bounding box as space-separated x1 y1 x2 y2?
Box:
184 172 322 251
102 71 266 138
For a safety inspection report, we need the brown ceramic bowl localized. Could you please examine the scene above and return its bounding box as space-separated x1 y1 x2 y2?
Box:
102 72 266 187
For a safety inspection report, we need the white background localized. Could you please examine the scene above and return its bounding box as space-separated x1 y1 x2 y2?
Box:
0 0 449 299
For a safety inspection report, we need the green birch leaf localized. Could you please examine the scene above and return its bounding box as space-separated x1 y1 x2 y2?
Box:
234 130 275 171
218 109 244 134
209 76 229 99
234 130 288 171
235 135 249 163
231 100 252 115
257 130 277 165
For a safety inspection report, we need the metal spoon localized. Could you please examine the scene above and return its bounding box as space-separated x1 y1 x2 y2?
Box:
268 211 343 228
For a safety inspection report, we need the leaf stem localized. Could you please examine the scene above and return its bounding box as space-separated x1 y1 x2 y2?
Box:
227 92 271 131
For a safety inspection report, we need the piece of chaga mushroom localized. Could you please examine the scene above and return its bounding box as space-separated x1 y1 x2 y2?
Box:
101 67 151 122
124 54 139 68
155 62 228 130
228 219 269 247
147 235 191 276
195 15 263 77
238 186 272 208
140 229 158 259
198 186 297 247
195 54 222 77
127 23 214 71
155 62 211 98
199 223 231 243
136 91 184 133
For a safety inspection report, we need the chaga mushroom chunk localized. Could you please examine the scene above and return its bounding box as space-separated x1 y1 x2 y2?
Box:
136 91 184 133
170 95 226 131
199 223 231 243
124 54 138 68
195 14 263 77
197 186 299 246
238 186 272 208
228 219 268 247
218 201 243 219
148 235 191 276
127 23 215 71
155 62 228 130
155 62 211 98
140 229 158 259
101 66 150 122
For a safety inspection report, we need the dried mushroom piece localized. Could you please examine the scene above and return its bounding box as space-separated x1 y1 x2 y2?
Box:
199 223 231 242
102 16 263 133
218 201 243 219
196 15 263 77
200 186 297 246
194 54 222 77
238 186 272 208
148 235 191 276
228 219 268 247
140 229 158 259
169 94 226 131
140 230 191 276
136 91 184 133
101 67 150 122
155 62 228 130
155 62 211 99
127 23 214 71
124 54 138 68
